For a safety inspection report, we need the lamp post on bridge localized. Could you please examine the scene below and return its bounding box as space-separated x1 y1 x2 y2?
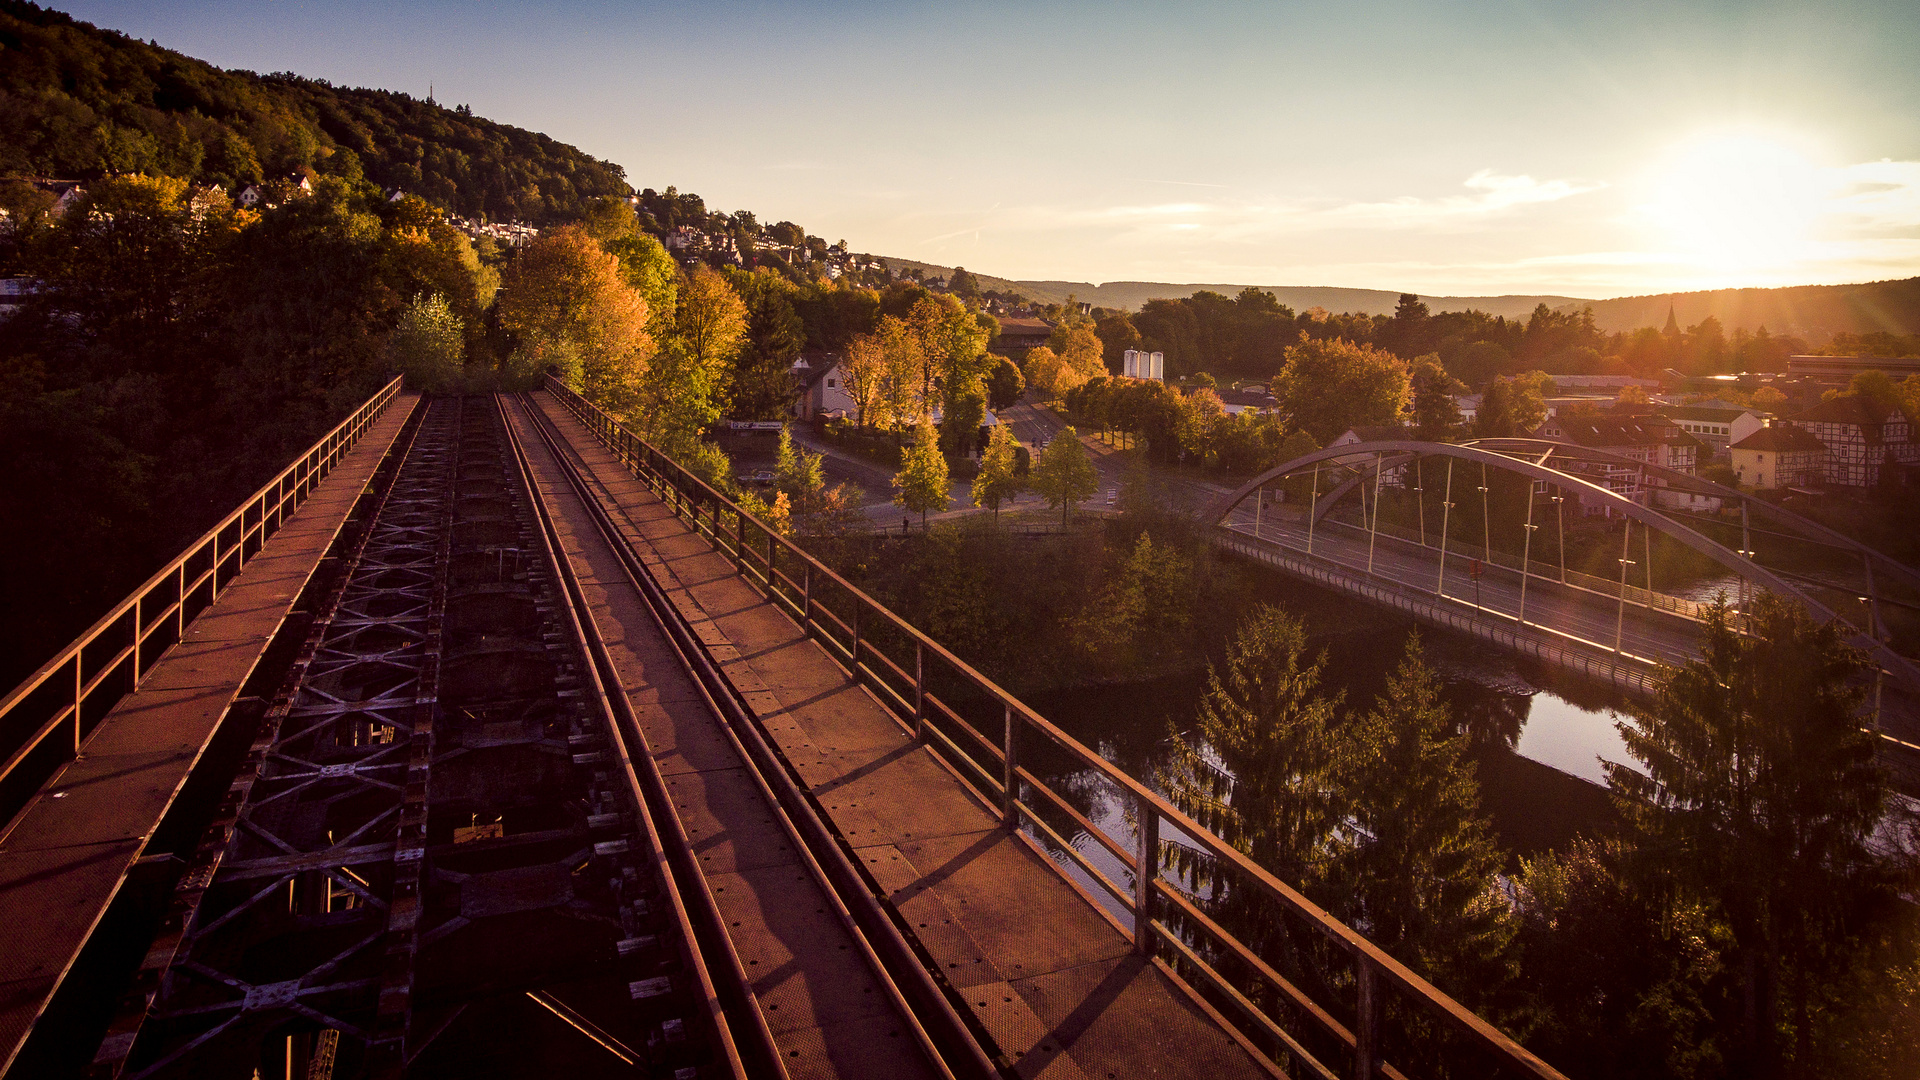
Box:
1436 459 1456 599
1553 493 1567 585
1615 519 1636 655
1367 451 1383 574
1518 487 1539 627
1307 462 1320 555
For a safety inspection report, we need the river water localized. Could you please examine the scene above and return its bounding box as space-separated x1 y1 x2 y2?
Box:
1018 572 1646 877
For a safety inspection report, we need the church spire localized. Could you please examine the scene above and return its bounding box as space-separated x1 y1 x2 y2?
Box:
1662 304 1681 339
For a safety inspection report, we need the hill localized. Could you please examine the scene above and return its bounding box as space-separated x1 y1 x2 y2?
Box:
1557 278 1920 342
875 256 1584 319
0 0 629 222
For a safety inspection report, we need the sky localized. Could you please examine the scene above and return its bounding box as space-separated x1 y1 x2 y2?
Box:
60 0 1920 299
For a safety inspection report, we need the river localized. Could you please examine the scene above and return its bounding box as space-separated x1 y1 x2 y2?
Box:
1017 572 1645 888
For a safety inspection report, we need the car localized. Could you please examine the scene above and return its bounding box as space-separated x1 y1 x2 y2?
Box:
738 469 776 488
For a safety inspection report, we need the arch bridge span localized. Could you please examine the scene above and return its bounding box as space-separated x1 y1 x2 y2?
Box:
1208 438 1920 709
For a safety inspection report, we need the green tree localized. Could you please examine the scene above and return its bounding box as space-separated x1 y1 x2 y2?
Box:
387 292 465 392
970 422 1023 519
940 370 988 457
1331 636 1515 999
1409 355 1466 440
986 355 1025 410
1029 426 1099 526
1609 594 1905 1075
1161 605 1344 891
774 424 825 512
892 417 951 527
1273 337 1411 444
634 265 746 451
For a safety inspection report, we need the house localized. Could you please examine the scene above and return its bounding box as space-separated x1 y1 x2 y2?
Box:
1789 394 1919 488
1786 354 1920 386
1730 422 1827 491
1535 413 1704 514
991 317 1053 354
790 355 856 422
1663 401 1771 458
1217 387 1277 416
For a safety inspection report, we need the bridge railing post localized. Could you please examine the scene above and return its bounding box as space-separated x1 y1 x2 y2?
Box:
1002 703 1018 831
1133 790 1159 957
1354 960 1379 1080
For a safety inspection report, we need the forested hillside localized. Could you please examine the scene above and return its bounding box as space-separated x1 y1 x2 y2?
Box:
0 0 629 221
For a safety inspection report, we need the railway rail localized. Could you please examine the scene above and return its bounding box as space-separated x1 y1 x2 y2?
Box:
68 390 997 1079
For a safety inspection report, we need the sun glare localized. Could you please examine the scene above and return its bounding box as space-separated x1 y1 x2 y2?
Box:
1642 132 1828 272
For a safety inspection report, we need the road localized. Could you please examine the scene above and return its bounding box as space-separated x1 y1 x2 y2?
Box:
1222 502 1708 668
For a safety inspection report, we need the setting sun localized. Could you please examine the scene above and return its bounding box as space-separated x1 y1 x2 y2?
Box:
1641 131 1828 271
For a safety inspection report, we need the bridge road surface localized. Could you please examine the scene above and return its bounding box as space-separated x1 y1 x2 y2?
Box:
1223 506 1709 668
526 390 1273 1080
0 392 422 1076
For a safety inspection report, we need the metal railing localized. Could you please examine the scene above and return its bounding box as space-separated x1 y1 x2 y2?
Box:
0 377 407 821
545 376 1567 1080
1214 529 1663 697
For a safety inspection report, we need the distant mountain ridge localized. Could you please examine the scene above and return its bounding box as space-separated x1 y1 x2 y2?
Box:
881 253 1920 343
1555 278 1920 341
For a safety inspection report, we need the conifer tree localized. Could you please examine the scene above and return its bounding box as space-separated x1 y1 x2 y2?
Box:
1332 635 1515 999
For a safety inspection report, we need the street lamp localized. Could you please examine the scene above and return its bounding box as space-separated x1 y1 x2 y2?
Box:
1615 519 1636 654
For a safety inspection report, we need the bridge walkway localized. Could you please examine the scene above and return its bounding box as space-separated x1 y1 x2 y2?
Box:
527 391 1271 1080
0 392 422 1075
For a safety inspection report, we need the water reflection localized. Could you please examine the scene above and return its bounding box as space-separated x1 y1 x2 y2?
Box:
1021 611 1643 870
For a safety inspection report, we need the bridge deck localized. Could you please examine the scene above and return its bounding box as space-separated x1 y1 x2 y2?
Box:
0 393 421 1073
531 392 1271 1079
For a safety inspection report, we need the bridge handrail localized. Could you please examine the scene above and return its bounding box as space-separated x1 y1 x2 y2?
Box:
0 376 406 820
1214 440 1920 694
543 376 1567 1080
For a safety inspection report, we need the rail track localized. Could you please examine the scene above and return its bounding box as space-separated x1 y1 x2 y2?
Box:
77 391 997 1079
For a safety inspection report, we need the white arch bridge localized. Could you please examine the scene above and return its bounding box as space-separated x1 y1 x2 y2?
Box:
1207 438 1920 751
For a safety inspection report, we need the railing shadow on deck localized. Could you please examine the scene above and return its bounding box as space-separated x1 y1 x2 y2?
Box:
544 376 1568 1080
0 377 406 826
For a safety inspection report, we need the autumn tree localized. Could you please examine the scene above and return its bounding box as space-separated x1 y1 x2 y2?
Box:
892 417 951 528
970 422 1023 519
496 226 652 413
1029 426 1099 526
1023 345 1069 401
1272 338 1411 444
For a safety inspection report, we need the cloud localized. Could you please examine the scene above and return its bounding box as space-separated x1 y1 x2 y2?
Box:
1322 170 1607 226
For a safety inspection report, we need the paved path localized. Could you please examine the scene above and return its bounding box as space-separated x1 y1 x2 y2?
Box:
537 393 1274 1080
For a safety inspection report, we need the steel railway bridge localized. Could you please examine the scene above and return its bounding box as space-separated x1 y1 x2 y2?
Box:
0 382 1583 1080
1208 437 1920 751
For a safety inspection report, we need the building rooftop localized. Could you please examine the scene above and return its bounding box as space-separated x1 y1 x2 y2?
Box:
1544 415 1702 449
1791 394 1906 427
1731 424 1827 453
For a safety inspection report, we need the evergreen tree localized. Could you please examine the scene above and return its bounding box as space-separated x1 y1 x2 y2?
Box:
1609 594 1910 1076
1332 635 1516 1001
892 417 950 528
1161 605 1345 893
970 423 1022 519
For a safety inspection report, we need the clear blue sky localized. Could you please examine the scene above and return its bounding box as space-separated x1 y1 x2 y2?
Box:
60 0 1920 298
